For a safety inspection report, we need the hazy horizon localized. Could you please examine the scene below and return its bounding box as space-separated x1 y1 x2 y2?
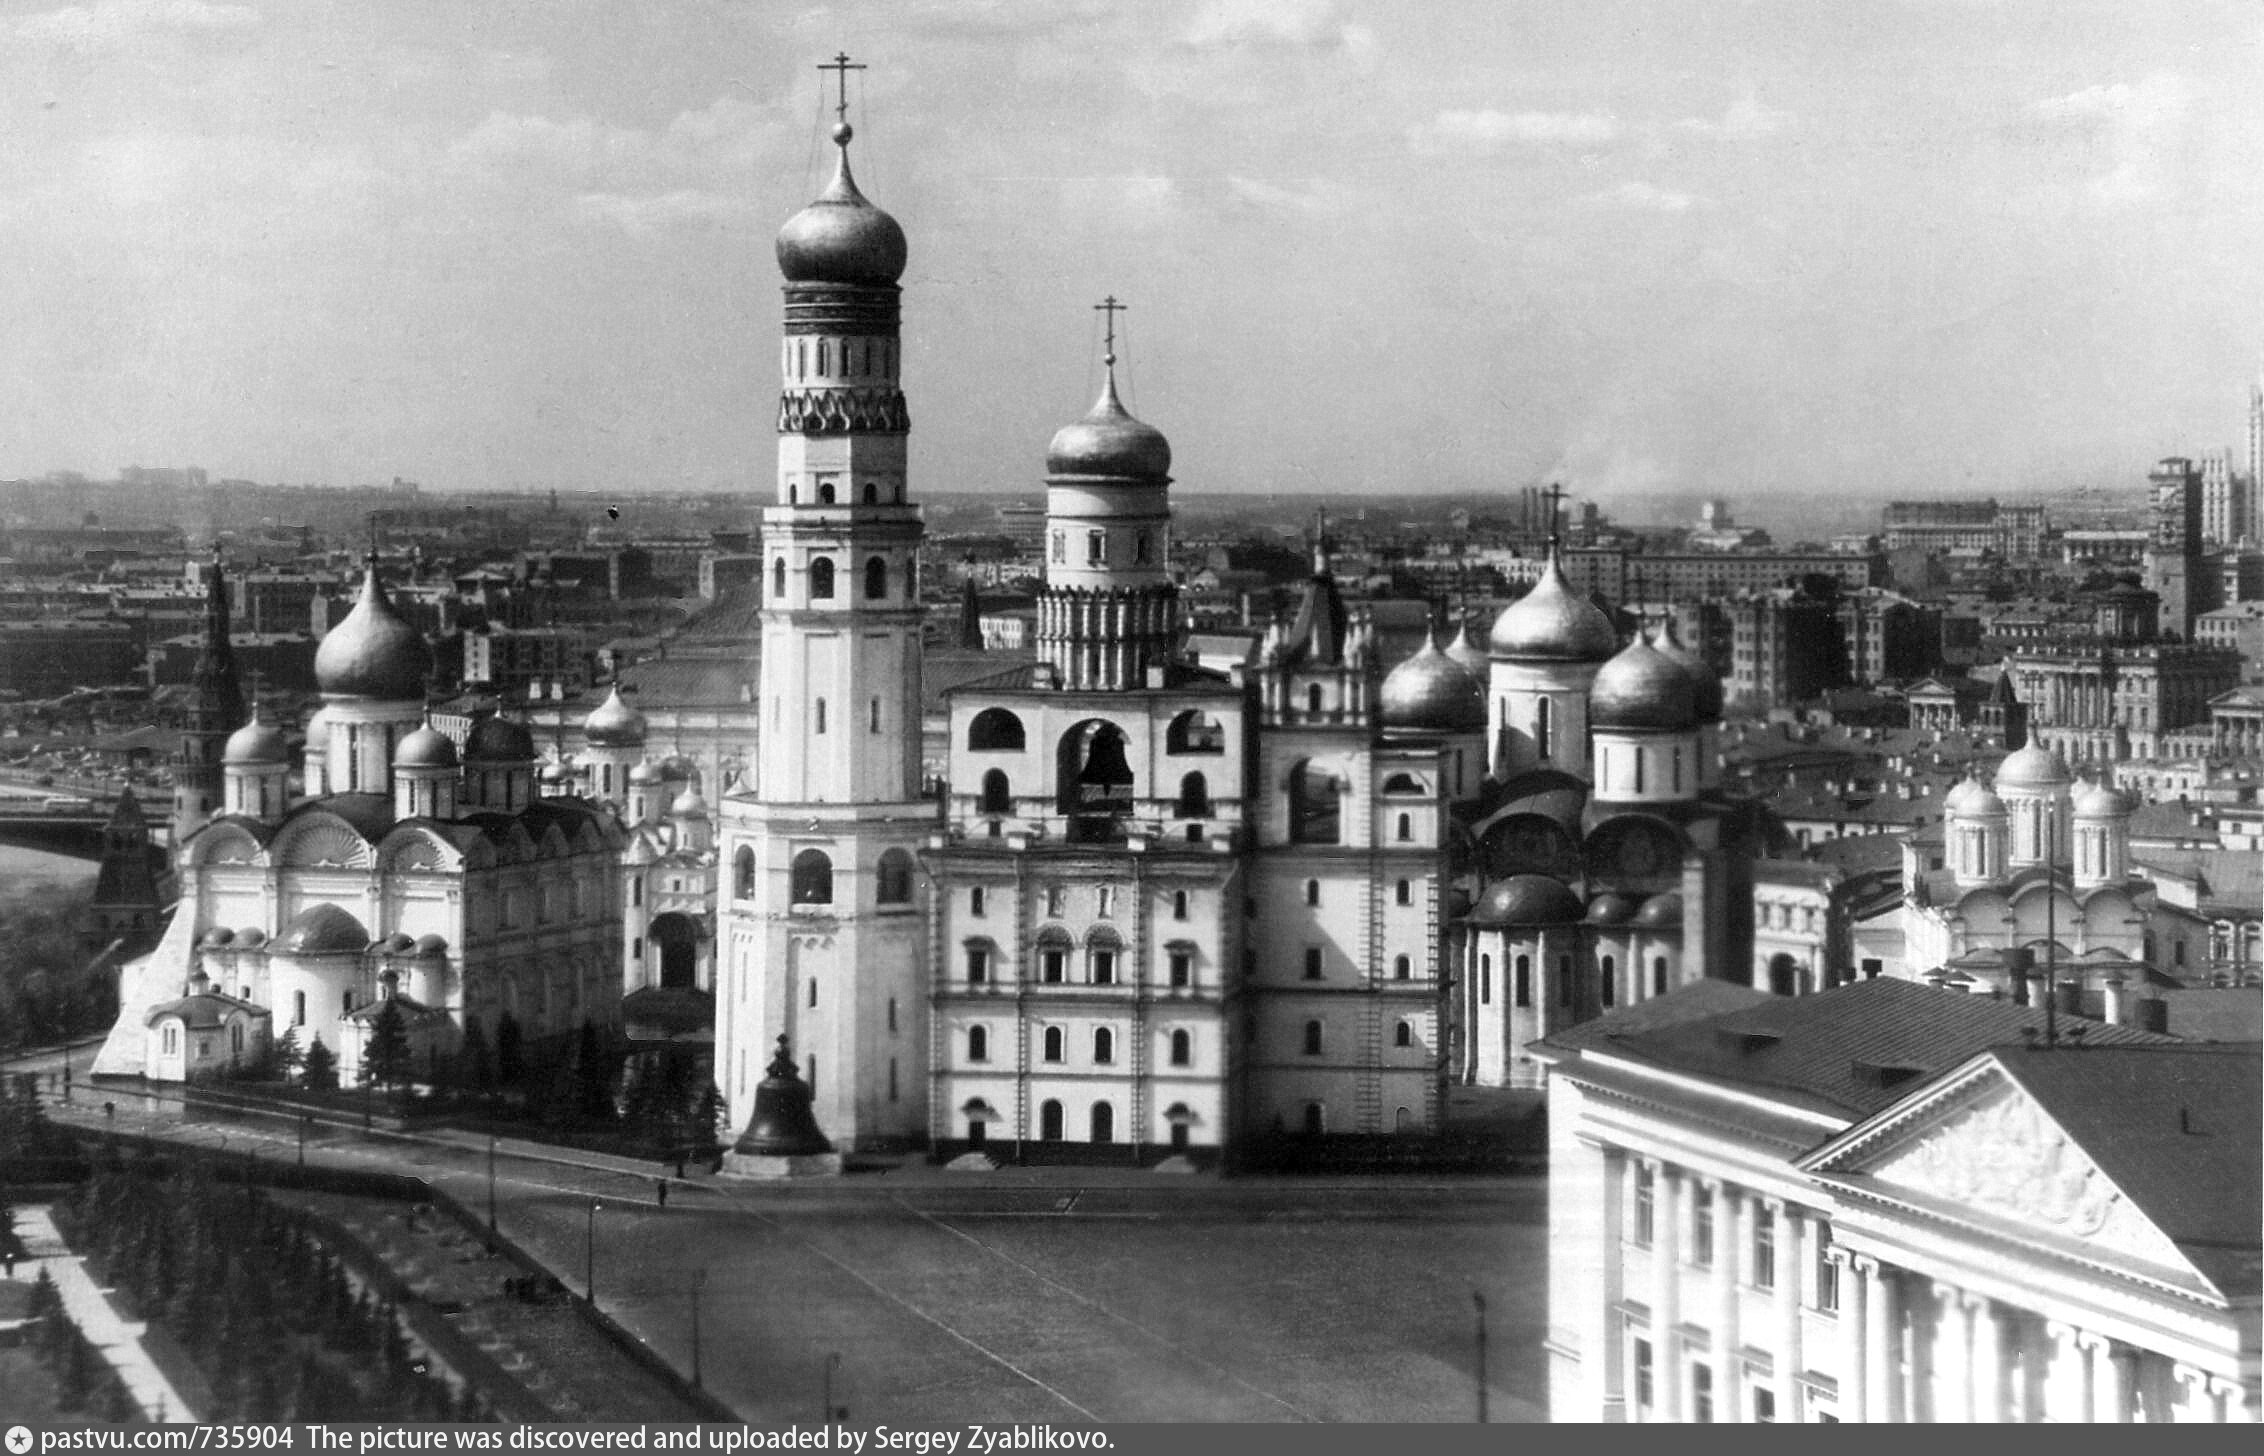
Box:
2 1 2258 509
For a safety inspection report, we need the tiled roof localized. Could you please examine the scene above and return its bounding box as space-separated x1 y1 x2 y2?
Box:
1994 1044 2261 1298
1531 979 1775 1057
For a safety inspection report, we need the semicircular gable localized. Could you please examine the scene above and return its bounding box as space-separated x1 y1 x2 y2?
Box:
1582 813 1692 884
190 821 268 868
271 813 374 870
378 826 460 874
537 823 572 859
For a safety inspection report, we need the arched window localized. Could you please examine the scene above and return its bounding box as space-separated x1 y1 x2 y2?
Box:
1290 760 1341 844
979 769 1012 817
1094 1028 1114 1064
862 482 877 505
1042 1027 1064 1063
809 558 835 598
772 558 786 600
1302 1102 1325 1136
1166 710 1225 754
790 849 833 905
864 556 888 600
1381 773 1424 796
967 1025 988 1062
1305 879 1321 907
1302 1019 1323 1055
876 849 914 904
1040 1099 1063 1140
1169 1029 1191 1066
1057 720 1135 825
1172 890 1189 921
1536 696 1553 760
1037 931 1070 984
1396 812 1413 842
734 846 755 899
1601 954 1617 1008
968 707 1026 751
1394 955 1411 980
1652 956 1668 995
1514 954 1532 1008
1480 955 1491 1005
1394 1021 1413 1048
1396 879 1413 905
1307 684 1324 714
1175 772 1211 818
1090 1102 1114 1144
818 480 836 505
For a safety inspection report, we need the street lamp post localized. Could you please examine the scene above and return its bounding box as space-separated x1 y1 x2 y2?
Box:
1473 1291 1488 1424
585 1200 601 1304
690 1268 706 1389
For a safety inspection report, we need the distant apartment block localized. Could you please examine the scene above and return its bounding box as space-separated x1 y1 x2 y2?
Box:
1880 498 2046 559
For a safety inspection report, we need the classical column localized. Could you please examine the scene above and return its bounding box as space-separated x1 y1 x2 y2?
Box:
1714 1182 1742 1416
1839 1250 1868 1423
1653 1163 1682 1421
2045 1321 2090 1423
1967 1293 2004 1422
2205 1373 2245 1424
1774 1204 1804 1422
2083 1334 2133 1423
1861 1255 1901 1422
1929 1281 1972 1422
1598 1151 1628 1422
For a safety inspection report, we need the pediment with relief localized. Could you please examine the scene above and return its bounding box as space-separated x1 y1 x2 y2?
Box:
1862 1079 2188 1275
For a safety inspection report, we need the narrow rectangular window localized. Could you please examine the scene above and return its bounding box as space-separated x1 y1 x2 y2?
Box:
970 887 986 918
1096 886 1115 918
870 698 881 733
1633 1164 1655 1247
1395 879 1412 906
1814 1223 1839 1312
966 948 989 984
1752 1387 1775 1423
1753 1204 1776 1290
1633 1339 1653 1410
1303 947 1323 980
1692 1362 1713 1423
1691 1185 1714 1268
1169 952 1192 988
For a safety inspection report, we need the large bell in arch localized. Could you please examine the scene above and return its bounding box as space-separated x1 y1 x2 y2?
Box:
732 1035 833 1157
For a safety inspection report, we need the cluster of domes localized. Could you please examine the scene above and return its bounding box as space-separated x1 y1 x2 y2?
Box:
315 562 432 701
1468 874 1586 927
1591 633 1700 732
1488 553 1617 662
1380 630 1486 734
584 685 649 748
1945 776 2007 817
775 130 907 287
1046 366 1172 481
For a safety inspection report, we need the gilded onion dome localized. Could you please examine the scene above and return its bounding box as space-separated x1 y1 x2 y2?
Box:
1046 365 1172 481
669 785 709 819
1590 634 1699 732
1380 632 1486 733
1996 742 2072 790
1444 621 1489 678
583 684 648 749
1488 551 1617 662
776 124 907 287
395 724 459 771
315 559 432 701
629 761 664 785
1631 892 1684 929
222 712 289 766
1650 620 1723 721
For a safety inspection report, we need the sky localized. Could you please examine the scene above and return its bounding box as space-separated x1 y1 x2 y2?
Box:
1 0 2260 510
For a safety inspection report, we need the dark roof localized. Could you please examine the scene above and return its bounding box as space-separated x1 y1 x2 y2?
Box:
145 990 269 1030
1533 979 1774 1056
1994 1044 2261 1298
1554 976 2174 1120
924 646 1037 712
275 902 370 954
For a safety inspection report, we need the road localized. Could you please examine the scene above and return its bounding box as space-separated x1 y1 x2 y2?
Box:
38 1082 1551 1424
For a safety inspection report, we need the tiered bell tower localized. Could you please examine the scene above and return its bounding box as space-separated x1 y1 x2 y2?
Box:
717 55 930 1153
173 544 245 839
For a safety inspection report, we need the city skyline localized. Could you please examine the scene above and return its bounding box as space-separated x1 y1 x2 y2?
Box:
1 1 2260 504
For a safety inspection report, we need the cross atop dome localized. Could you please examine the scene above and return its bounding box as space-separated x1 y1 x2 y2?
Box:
819 51 866 145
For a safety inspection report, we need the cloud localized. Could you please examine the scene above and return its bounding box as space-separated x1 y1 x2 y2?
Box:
575 189 750 236
1588 180 1700 211
449 99 779 189
1676 93 1794 140
2026 73 2197 206
11 0 257 48
1183 0 1370 53
1057 174 1181 226
1411 109 1620 154
1226 175 1353 217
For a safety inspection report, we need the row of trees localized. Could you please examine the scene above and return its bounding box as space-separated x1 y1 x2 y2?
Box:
0 894 115 1053
57 1157 493 1421
18 1269 144 1423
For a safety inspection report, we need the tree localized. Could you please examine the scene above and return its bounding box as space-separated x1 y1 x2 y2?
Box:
571 1020 617 1123
454 1016 495 1100
270 1025 304 1082
362 1001 411 1092
302 1034 339 1091
494 1012 525 1093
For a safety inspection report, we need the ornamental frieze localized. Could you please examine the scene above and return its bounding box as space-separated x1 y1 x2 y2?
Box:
777 388 911 435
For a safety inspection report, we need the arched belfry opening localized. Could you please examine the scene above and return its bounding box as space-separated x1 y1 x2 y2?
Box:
1057 720 1135 840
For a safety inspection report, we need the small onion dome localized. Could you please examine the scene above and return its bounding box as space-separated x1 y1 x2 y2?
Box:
629 760 664 785
275 903 370 955
1996 742 2072 790
395 724 459 770
1467 873 1586 927
1046 366 1172 481
200 927 235 948
1591 635 1699 732
235 927 267 948
775 132 907 286
1444 622 1489 679
412 933 449 956
1650 622 1723 721
303 706 330 743
2071 779 2134 818
223 715 290 766
539 762 570 784
382 931 416 954
1944 777 2006 816
1585 892 1640 926
315 560 432 700
583 685 648 749
464 715 536 762
669 785 709 818
1631 892 1685 930
1488 553 1617 662
1380 635 1486 733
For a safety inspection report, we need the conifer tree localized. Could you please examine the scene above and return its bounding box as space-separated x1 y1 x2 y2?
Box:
363 1001 410 1091
302 1034 338 1090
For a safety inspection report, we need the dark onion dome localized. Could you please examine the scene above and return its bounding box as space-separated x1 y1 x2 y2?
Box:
222 714 290 766
1380 634 1486 733
1466 873 1585 927
464 715 536 763
1585 892 1640 925
1045 365 1172 481
775 130 907 287
1631 892 1684 929
1444 621 1489 679
395 724 459 770
200 927 235 947
382 931 415 954
1590 635 1699 732
1944 776 2006 816
1650 621 1723 722
630 760 664 785
316 560 433 701
1487 551 1617 662
1996 742 2072 790
582 684 648 749
275 902 370 955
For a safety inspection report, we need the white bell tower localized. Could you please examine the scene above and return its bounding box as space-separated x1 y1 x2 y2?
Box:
716 54 930 1152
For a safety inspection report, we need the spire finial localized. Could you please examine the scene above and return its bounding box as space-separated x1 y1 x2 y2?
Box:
1542 481 1566 553
1313 506 1330 575
1095 294 1125 370
820 51 866 146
